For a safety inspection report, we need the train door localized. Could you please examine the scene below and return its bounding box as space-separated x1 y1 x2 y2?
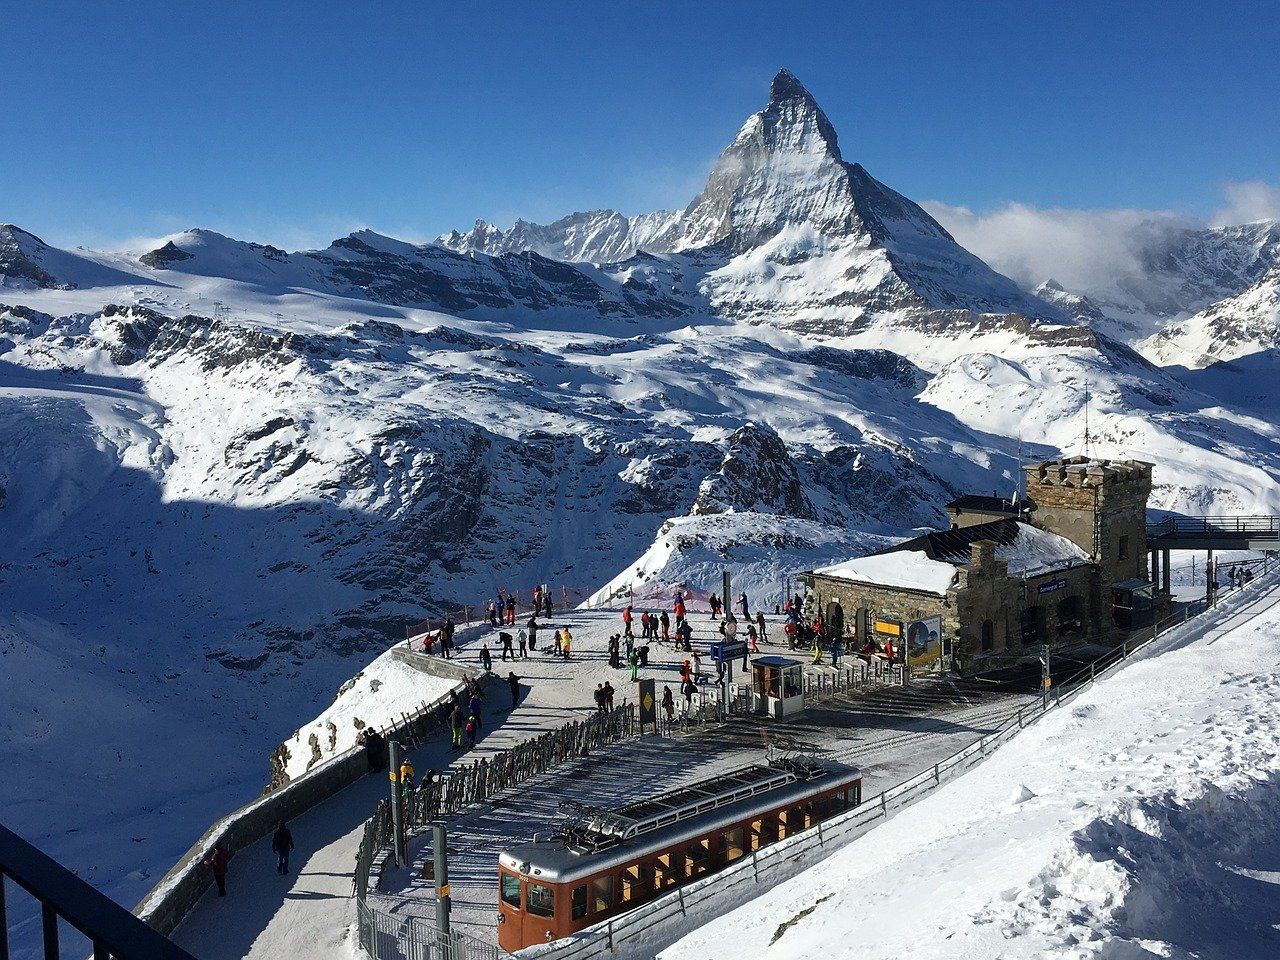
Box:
523 878 558 946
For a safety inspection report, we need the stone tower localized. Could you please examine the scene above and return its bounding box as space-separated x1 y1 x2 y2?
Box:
1023 456 1153 637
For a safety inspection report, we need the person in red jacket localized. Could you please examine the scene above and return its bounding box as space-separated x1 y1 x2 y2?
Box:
622 605 634 638
204 841 232 897
673 595 686 626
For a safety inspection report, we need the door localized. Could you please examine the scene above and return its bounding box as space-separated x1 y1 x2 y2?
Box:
825 602 844 641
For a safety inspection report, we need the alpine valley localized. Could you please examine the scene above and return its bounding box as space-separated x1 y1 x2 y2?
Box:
3 70 1279 921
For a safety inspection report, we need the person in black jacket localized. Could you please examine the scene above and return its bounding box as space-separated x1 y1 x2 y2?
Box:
272 822 295 875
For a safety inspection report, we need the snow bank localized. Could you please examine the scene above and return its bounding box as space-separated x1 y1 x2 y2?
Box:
279 645 457 780
663 577 1280 960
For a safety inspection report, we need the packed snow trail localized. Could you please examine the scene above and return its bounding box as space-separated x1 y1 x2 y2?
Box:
663 574 1280 960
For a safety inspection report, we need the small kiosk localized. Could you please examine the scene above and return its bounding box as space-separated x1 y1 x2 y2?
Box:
752 656 805 719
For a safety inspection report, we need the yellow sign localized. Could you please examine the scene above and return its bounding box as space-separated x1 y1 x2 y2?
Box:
1043 677 1052 689
642 692 654 710
389 770 399 782
439 883 452 898
874 619 901 637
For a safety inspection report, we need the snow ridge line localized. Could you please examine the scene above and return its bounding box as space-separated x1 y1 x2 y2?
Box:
517 571 1280 960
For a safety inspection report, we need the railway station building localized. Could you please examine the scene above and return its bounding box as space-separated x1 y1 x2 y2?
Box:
799 456 1154 675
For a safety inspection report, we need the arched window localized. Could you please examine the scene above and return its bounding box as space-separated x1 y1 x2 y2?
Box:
981 619 994 652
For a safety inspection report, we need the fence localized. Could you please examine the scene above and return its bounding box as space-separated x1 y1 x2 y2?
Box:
406 585 601 640
357 899 500 960
1 824 197 960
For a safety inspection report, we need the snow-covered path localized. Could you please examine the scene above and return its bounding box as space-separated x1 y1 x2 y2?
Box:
663 574 1280 960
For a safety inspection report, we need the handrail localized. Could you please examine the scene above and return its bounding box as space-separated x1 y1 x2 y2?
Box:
1147 516 1280 537
1 823 197 960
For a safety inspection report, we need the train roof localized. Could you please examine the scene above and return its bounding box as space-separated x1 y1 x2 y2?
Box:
499 758 860 884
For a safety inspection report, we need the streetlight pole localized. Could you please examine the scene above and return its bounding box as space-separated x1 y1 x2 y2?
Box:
1040 644 1050 709
388 740 405 867
432 820 450 936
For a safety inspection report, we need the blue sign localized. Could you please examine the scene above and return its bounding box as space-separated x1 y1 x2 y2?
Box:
1037 577 1068 594
710 640 748 662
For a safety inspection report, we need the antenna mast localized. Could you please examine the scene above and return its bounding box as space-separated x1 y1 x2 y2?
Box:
1082 383 1092 459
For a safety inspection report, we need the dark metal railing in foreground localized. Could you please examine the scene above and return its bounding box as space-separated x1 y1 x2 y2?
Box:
1147 516 1280 538
0 823 196 960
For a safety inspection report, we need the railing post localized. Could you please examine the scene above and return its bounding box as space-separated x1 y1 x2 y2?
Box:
41 902 58 960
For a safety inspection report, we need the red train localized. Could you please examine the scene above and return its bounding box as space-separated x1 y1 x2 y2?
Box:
497 758 862 951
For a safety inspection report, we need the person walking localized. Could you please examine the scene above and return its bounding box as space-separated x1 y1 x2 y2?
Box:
674 594 686 627
830 637 842 668
500 631 514 661
756 610 767 640
622 605 634 639
640 611 650 640
506 595 517 626
812 637 824 665
662 684 675 721
271 822 294 875
609 633 621 670
553 629 563 658
562 627 573 660
659 610 670 642
487 600 498 627
507 671 521 709
527 615 538 651
594 684 606 714
465 715 477 749
692 649 702 682
739 592 750 619
747 623 761 654
479 642 493 674
603 681 615 711
628 647 639 682
709 593 721 619
517 627 528 658
681 676 696 713
203 842 232 897
450 703 464 749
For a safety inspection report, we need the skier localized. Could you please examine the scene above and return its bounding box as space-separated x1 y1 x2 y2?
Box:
640 611 650 640
271 822 294 875
479 642 493 674
673 594 686 627
622 605 634 638
203 842 232 897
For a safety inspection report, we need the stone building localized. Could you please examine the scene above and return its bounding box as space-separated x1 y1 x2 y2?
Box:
800 456 1154 675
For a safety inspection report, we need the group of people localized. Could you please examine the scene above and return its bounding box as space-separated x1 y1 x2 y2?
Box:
486 585 556 626
477 617 574 670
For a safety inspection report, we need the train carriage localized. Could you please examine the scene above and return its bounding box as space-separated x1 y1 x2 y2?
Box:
497 758 861 951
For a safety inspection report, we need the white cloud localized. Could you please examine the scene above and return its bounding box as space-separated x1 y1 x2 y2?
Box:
1211 181 1280 227
922 200 1188 299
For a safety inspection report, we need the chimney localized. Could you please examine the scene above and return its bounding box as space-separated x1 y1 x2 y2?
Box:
971 540 996 568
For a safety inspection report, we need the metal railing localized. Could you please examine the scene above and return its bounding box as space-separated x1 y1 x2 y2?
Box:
1147 516 1280 538
357 899 498 960
0 823 197 960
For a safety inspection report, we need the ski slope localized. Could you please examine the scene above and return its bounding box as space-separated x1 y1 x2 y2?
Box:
662 575 1280 960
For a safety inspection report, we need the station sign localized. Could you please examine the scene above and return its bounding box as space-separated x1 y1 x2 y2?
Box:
1037 577 1068 594
710 640 748 662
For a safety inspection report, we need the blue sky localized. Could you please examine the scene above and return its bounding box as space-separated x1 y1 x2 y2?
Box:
4 0 1278 250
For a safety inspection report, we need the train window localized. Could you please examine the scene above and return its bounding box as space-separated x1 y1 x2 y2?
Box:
571 885 587 920
591 875 614 913
527 882 555 918
724 826 746 862
686 838 712 878
500 873 522 908
749 819 764 851
620 861 648 903
655 851 681 889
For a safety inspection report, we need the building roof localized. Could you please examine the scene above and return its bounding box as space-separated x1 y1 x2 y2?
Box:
812 519 1092 597
944 494 1028 514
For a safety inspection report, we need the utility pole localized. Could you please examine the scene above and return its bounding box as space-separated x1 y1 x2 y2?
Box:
1039 644 1051 709
432 820 451 936
388 740 406 867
